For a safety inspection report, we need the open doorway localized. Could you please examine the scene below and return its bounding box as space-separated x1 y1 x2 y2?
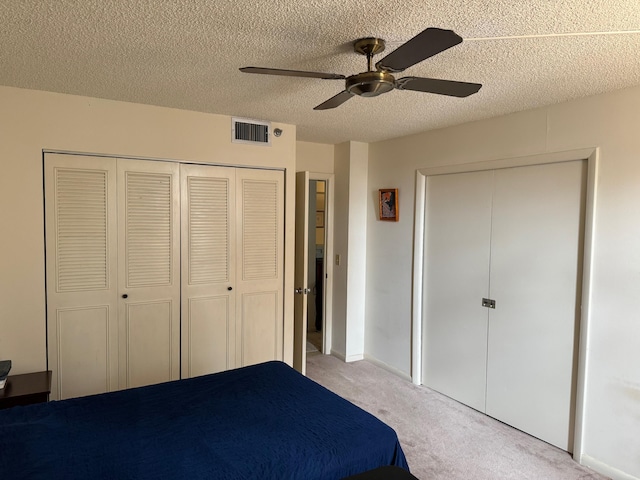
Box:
306 180 325 354
294 171 334 374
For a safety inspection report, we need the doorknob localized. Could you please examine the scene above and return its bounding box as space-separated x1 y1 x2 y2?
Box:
122 294 128 299
227 286 233 291
295 288 303 294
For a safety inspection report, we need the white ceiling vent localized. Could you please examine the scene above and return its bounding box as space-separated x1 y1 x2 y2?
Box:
232 117 271 146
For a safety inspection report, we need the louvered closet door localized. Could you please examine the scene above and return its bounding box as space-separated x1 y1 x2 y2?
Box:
236 168 284 367
181 164 236 377
45 154 119 400
117 159 180 389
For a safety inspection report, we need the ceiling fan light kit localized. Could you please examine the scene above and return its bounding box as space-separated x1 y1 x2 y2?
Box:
240 27 482 110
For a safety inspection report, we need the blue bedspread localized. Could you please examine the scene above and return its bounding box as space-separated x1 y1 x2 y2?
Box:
0 361 408 479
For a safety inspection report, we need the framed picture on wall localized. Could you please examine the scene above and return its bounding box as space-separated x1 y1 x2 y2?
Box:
379 188 398 221
315 212 324 228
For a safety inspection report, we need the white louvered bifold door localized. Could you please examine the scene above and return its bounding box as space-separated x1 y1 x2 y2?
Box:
235 169 284 367
117 159 180 389
45 154 119 400
181 164 236 377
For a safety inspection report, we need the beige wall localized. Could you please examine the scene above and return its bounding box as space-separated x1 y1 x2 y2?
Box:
366 85 640 479
295 141 334 173
0 86 296 374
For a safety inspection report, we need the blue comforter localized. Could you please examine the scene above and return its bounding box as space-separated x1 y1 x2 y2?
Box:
0 361 408 479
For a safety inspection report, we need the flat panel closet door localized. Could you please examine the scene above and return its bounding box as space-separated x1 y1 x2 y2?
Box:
45 154 119 400
422 170 493 411
118 159 180 389
181 164 236 377
487 160 586 451
236 168 285 367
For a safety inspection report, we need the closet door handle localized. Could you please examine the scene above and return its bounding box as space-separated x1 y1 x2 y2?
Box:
122 294 128 299
482 298 495 309
227 287 233 291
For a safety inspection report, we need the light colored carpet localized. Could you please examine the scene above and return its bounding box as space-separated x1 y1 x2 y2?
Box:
306 354 608 480
306 341 318 353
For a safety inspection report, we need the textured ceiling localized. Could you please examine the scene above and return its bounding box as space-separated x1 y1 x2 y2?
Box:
1 1 640 144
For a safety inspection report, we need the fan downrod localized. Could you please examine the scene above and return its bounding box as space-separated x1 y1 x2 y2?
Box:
348 37 394 97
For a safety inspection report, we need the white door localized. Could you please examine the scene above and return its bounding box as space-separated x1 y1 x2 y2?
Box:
422 160 586 451
45 154 119 400
423 170 493 412
46 155 181 398
180 164 237 377
47 155 285 397
486 161 586 450
293 171 310 374
181 165 285 375
235 168 285 367
116 159 181 389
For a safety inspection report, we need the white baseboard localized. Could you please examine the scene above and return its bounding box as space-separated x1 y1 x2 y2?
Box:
329 351 412 383
581 454 638 480
329 350 364 363
330 349 345 361
364 354 412 382
345 353 364 362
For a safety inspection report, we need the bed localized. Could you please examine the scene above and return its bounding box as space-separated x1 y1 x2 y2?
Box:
0 361 409 479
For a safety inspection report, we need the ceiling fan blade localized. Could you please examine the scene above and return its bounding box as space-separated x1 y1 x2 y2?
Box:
376 28 462 73
313 90 354 110
396 76 482 97
240 67 345 80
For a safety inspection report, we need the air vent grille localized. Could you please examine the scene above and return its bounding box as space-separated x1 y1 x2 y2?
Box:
232 117 271 146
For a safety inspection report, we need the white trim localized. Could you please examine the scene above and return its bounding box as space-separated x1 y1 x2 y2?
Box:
411 171 426 386
308 173 335 356
365 354 412 382
42 148 284 171
417 148 597 177
329 349 364 363
581 455 638 480
345 353 364 362
411 147 599 461
572 148 599 463
330 349 346 361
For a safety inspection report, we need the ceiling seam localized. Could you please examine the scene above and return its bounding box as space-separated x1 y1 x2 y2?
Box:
465 30 640 42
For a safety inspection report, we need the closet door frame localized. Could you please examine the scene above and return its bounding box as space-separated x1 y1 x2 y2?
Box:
411 147 599 462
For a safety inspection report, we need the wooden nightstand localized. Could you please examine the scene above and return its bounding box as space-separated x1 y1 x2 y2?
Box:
0 371 52 409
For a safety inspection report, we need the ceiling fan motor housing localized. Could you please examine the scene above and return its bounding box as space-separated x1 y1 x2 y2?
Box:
346 71 395 97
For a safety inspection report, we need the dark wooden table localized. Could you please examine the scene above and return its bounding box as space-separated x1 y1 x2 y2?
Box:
0 371 52 409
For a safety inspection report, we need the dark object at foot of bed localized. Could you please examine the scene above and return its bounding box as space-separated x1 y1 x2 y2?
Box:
343 465 419 479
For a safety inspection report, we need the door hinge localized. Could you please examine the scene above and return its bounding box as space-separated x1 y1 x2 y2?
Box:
482 298 496 309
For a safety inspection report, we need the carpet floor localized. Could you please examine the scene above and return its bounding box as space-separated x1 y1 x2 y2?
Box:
306 354 608 480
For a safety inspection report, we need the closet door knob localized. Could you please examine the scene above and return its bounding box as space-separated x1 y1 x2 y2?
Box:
227 287 233 291
122 294 128 299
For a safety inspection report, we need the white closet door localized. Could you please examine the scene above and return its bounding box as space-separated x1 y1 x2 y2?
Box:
117 159 180 389
181 164 236 377
235 168 285 367
45 154 119 400
422 170 493 411
486 160 586 451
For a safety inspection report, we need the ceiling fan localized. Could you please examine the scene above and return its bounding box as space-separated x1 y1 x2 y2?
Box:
240 27 482 110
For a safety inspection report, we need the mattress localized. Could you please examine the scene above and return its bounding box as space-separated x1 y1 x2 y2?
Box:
0 361 408 479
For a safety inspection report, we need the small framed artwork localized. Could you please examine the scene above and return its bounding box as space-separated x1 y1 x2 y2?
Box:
379 188 399 221
315 212 324 228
